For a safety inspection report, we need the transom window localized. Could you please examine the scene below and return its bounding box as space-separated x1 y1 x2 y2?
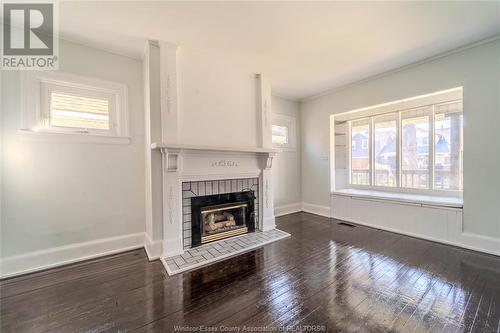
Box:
345 88 463 193
272 113 297 150
40 82 118 135
21 71 129 143
272 124 289 145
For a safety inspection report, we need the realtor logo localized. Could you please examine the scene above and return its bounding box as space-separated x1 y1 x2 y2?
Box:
1 1 58 70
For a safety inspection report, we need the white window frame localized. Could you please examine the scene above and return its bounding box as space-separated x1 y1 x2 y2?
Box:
272 113 297 151
342 88 463 198
20 71 130 144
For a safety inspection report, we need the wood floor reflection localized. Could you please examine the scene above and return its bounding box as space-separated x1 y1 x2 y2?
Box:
1 212 500 332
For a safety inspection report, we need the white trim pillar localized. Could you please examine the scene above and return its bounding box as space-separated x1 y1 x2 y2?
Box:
143 40 163 258
261 152 277 231
159 41 180 143
160 147 184 257
256 73 272 149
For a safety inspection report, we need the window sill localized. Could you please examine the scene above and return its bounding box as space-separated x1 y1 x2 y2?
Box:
18 129 131 145
331 189 463 209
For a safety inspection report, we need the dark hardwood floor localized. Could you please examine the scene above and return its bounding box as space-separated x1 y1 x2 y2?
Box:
2 212 500 332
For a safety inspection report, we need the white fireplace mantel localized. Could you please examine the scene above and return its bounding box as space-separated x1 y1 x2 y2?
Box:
151 142 278 154
151 142 279 258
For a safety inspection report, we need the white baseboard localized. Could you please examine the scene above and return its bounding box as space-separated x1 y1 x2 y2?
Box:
274 202 302 217
144 233 163 261
459 232 500 257
302 202 331 218
0 232 145 279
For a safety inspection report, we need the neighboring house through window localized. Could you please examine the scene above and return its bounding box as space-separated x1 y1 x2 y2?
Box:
344 88 463 193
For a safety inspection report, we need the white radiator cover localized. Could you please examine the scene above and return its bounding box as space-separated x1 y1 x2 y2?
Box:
331 194 500 257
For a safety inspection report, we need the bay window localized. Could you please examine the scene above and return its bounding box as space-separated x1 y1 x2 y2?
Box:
346 88 463 194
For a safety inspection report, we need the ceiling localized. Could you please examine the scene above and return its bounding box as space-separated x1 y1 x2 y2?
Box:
59 1 500 100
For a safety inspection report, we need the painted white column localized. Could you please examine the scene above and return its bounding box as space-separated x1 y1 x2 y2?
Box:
143 40 163 258
144 40 181 259
159 41 179 143
256 74 273 149
261 152 277 231
160 148 184 257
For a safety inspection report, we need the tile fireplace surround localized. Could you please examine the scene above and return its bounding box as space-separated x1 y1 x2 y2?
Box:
182 178 259 249
151 143 284 274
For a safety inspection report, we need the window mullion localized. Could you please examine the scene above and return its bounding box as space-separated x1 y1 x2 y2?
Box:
396 111 402 188
429 105 435 189
370 117 375 186
347 120 352 185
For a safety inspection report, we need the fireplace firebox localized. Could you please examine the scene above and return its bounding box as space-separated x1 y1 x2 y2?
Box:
191 191 256 247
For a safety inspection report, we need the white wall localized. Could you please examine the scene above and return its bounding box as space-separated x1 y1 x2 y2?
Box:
1 40 146 276
301 38 500 239
272 96 302 214
178 47 259 148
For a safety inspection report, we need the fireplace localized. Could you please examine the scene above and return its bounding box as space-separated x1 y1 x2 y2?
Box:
191 191 256 247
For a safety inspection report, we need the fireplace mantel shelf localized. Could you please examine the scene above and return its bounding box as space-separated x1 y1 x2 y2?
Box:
151 142 279 154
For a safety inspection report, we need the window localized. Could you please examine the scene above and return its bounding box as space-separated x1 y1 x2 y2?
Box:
374 114 397 187
434 101 463 190
49 92 110 130
272 113 296 150
401 108 430 189
21 71 129 143
350 119 370 185
272 125 289 145
344 88 463 194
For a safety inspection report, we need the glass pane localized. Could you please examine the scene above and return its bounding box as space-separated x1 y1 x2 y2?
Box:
434 101 463 190
272 125 288 144
401 108 430 189
50 92 110 130
374 114 397 187
350 119 370 185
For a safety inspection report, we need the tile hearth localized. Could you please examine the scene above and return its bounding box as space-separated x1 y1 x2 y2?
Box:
162 229 290 275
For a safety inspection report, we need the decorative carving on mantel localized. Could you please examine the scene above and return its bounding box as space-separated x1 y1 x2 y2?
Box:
211 160 239 167
168 186 175 224
264 99 268 128
165 74 171 114
154 145 278 180
265 179 270 209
